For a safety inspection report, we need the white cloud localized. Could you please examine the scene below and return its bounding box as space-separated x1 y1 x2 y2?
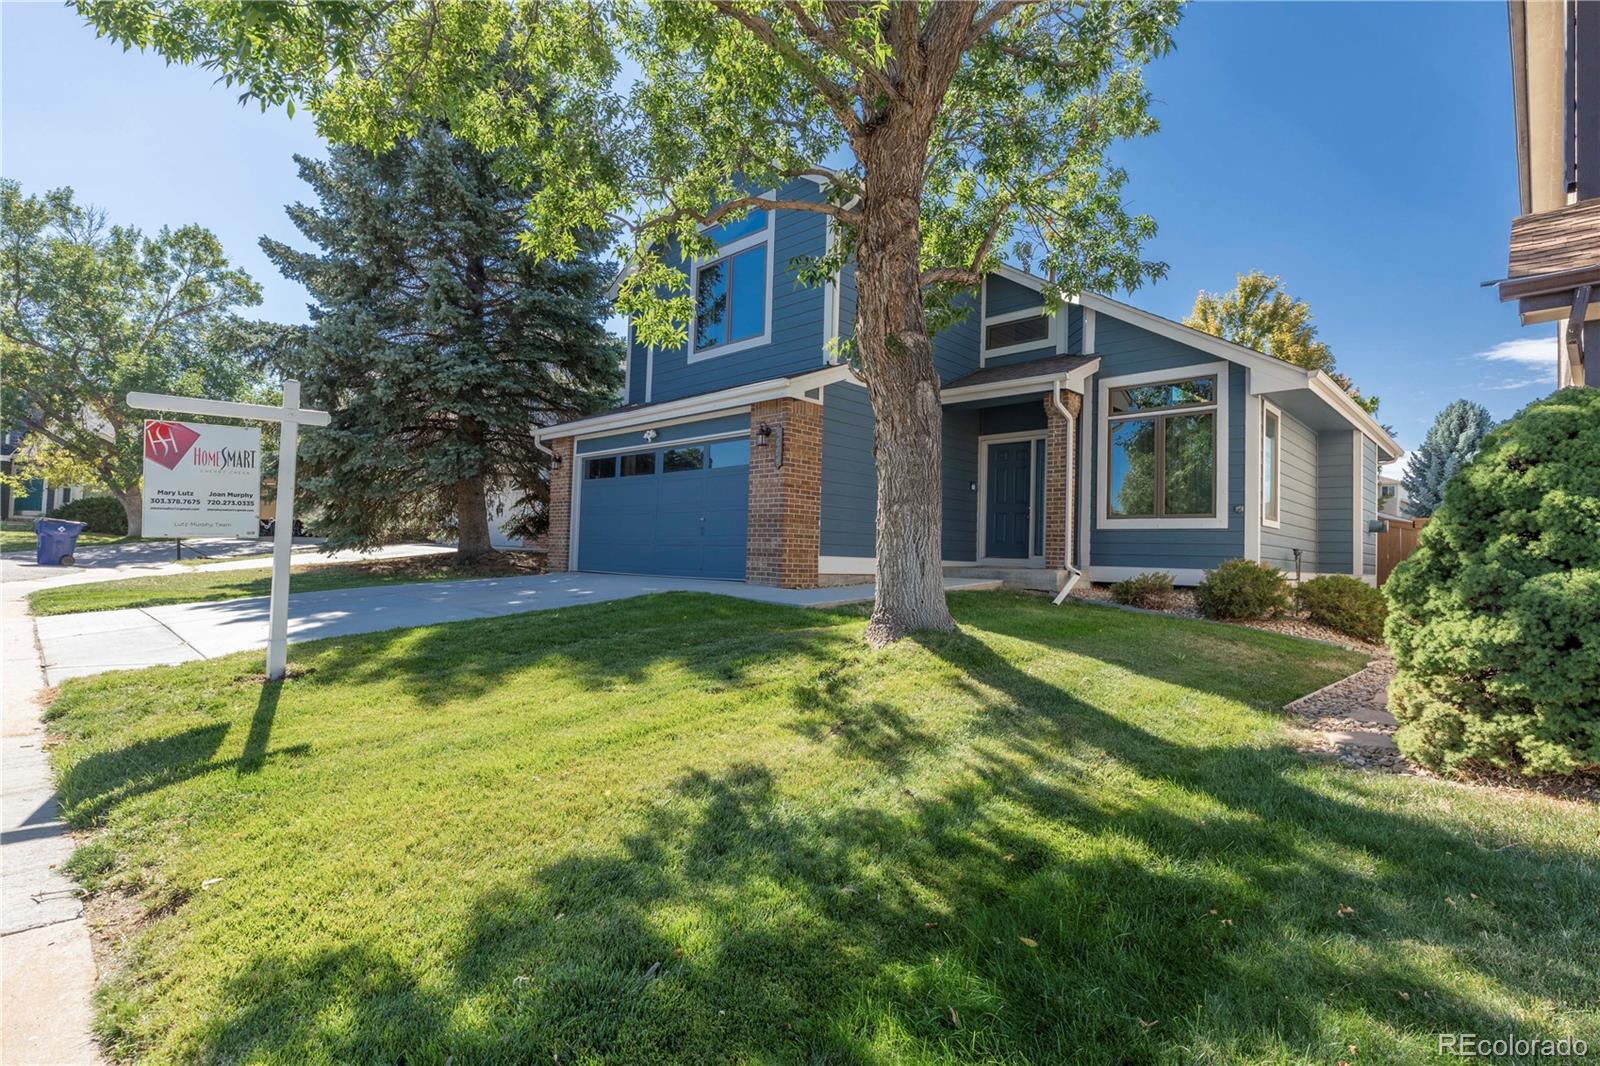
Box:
1468 335 1556 392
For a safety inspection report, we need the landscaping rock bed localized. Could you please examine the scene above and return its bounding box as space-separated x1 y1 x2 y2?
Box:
1284 658 1412 774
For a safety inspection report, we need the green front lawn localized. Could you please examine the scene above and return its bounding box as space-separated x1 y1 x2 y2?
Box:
28 553 542 615
48 592 1598 1064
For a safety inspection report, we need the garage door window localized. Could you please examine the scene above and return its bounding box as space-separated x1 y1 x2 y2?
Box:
585 456 616 479
708 439 750 468
664 446 705 473
620 451 655 476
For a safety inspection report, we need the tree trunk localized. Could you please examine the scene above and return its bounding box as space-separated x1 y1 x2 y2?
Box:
113 487 143 538
455 472 493 562
855 133 957 646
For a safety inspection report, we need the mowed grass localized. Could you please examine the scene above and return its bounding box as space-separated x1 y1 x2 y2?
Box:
28 553 542 615
47 592 1599 1064
1 522 132 554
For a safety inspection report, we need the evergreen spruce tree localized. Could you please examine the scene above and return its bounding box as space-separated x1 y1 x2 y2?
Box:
1400 399 1495 517
263 126 622 560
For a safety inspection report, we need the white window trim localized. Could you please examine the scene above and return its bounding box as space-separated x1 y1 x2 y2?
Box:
822 215 843 361
687 198 777 363
979 275 1058 364
1095 361 1231 531
976 431 1048 563
1261 398 1282 530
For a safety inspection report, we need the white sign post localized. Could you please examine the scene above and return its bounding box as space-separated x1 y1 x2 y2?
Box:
128 380 329 681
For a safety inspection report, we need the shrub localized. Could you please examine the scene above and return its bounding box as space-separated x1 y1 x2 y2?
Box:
1296 575 1386 642
48 495 127 535
1110 571 1176 610
1195 559 1290 620
1385 387 1600 777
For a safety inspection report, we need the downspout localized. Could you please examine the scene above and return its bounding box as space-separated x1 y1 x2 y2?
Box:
1050 378 1084 605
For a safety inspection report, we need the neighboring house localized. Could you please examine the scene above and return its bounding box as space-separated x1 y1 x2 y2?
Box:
1377 475 1409 519
1498 0 1598 387
533 178 1400 590
0 430 82 521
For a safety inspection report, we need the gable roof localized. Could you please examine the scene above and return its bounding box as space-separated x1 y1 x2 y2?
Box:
988 265 1402 459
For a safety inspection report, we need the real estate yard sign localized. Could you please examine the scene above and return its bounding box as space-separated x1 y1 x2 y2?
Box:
141 419 261 537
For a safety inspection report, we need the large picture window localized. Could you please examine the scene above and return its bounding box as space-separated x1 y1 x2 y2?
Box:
1106 375 1218 519
691 206 772 359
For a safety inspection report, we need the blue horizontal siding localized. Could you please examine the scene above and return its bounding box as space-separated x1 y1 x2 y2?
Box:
1261 407 1319 573
979 402 1046 436
1363 436 1378 577
943 409 980 561
1317 430 1355 575
819 382 876 558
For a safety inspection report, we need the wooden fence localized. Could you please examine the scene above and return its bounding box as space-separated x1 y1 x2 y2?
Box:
1377 516 1429 585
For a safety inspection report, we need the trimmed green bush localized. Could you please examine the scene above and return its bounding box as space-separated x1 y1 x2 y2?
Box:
1385 387 1600 777
1195 559 1290 620
1110 571 1176 610
48 495 127 535
1296 575 1386 643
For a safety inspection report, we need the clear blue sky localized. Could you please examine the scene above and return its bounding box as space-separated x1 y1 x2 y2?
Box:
2 1 1553 459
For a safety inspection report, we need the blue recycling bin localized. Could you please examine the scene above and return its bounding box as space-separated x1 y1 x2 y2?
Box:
34 519 87 566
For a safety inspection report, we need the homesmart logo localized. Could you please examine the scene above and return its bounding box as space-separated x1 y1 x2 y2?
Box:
144 420 200 471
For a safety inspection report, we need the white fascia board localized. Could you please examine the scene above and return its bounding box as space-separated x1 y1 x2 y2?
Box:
536 365 858 442
940 359 1100 405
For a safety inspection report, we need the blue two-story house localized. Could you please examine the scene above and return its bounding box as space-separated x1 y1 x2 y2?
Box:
535 177 1401 591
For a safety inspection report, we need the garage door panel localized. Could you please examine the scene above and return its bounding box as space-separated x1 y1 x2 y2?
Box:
577 436 749 579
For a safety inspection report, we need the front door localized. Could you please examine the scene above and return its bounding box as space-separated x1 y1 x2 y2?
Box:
985 441 1032 558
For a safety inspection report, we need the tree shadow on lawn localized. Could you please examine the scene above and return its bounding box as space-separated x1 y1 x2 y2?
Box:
180 613 1597 1063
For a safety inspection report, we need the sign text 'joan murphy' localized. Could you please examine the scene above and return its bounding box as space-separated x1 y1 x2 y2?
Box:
142 420 262 537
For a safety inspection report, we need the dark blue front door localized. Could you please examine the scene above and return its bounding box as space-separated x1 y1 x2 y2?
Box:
985 441 1032 558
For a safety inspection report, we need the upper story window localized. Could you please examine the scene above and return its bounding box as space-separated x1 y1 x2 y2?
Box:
691 204 775 361
1106 374 1219 519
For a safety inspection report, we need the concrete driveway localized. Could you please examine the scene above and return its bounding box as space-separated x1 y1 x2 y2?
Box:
35 572 1000 682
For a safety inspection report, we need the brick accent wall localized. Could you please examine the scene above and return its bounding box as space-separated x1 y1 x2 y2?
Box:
545 436 575 572
746 397 822 587
1042 392 1082 569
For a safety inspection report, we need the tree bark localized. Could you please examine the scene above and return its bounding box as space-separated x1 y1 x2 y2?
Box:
113 487 143 538
455 471 493 562
855 122 957 646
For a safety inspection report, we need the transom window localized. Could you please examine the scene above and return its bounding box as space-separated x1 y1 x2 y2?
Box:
1106 375 1219 519
692 206 772 358
984 314 1050 352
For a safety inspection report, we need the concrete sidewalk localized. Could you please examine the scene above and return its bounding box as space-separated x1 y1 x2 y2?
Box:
2 574 101 1063
36 572 1001 682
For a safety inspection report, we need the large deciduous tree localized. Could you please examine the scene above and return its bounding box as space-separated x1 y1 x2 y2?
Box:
81 0 1178 643
1399 399 1495 517
262 127 622 561
1185 270 1382 416
1 179 262 535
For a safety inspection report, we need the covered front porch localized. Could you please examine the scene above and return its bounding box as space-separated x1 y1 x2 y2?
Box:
938 355 1096 591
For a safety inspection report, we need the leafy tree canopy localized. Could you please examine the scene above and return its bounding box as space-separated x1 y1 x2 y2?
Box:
1185 270 1381 416
1 179 265 534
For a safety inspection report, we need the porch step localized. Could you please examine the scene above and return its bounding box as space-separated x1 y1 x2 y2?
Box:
945 566 1072 592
